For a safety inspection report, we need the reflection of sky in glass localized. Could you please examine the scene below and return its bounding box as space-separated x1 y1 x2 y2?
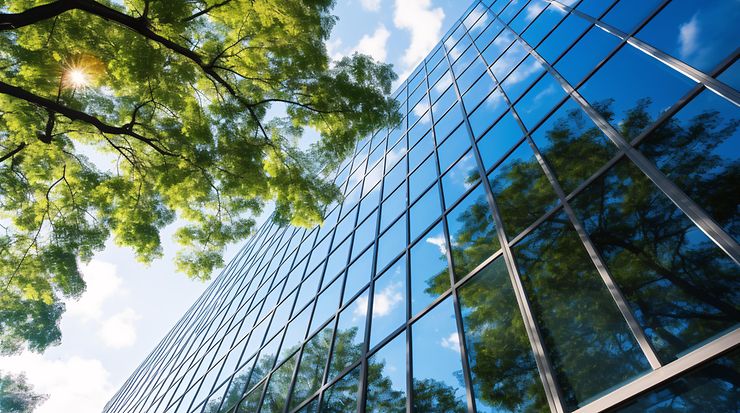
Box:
410 223 448 315
370 258 407 348
412 297 466 392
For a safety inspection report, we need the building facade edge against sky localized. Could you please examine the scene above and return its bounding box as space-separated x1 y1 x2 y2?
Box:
105 0 739 412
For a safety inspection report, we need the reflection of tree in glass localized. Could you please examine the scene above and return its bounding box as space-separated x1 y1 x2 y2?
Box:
423 99 739 410
206 324 467 412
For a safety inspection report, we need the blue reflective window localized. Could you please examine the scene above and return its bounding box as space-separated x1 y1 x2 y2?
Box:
637 0 740 73
408 100 429 131
435 103 464 142
328 290 367 381
409 153 438 202
441 151 479 208
432 83 457 118
458 257 549 413
289 324 333 410
376 215 407 273
309 278 342 334
431 72 454 103
531 98 617 194
536 14 590 64
481 29 516 65
380 185 407 232
279 306 311 363
522 3 568 46
462 71 496 110
555 26 620 87
575 0 613 18
579 44 696 139
383 159 406 199
446 184 499 279
369 258 407 348
458 60 488 94
295 267 321 314
502 55 545 102
411 297 468 412
602 0 663 33
474 19 505 52
358 183 380 222
491 40 528 81
488 141 559 239
410 223 449 315
409 131 434 172
409 183 442 242
513 211 651 409
515 73 567 130
639 89 739 241
321 365 360 411
351 212 377 260
325 237 350 281
477 110 523 172
469 88 508 138
345 246 373 302
366 332 407 411
438 124 471 173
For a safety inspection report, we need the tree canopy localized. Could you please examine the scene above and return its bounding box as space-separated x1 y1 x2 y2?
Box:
0 371 47 413
0 0 399 355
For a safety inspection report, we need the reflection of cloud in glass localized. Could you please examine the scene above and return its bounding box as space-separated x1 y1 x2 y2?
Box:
465 7 488 33
426 234 447 255
371 281 404 317
355 282 403 319
434 72 453 94
413 99 430 118
678 14 700 59
505 59 542 85
440 332 460 353
525 2 546 21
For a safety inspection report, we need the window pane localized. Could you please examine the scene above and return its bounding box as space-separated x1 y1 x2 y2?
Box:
411 297 468 412
409 131 434 172
488 141 559 239
614 351 740 413
514 73 567 130
462 71 496 110
638 89 740 241
409 183 442 242
441 151 480 208
601 0 662 33
470 88 508 138
410 223 450 315
328 291 368 381
554 26 620 87
237 380 265 412
278 306 310 363
366 332 407 412
310 278 342 334
380 185 407 232
437 124 471 174
477 110 523 172
370 257 407 349
351 212 377 260
377 215 407 273
513 211 650 410
260 355 297 413
579 44 696 139
536 14 590 65
571 158 740 363
409 153 438 202
320 365 360 412
383 159 407 199
530 98 618 194
345 247 373 302
521 3 568 46
458 257 549 413
502 56 545 103
435 103 464 142
289 324 334 411
447 185 500 279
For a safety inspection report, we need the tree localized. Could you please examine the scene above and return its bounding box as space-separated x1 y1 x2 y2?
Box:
0 0 399 354
0 371 47 413
426 98 739 410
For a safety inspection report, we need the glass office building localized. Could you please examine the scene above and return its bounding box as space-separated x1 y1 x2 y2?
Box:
104 0 739 412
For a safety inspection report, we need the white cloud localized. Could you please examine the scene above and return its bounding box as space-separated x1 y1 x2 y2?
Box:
525 2 546 21
361 0 381 12
326 37 344 61
97 307 141 349
678 14 700 59
426 234 447 255
0 353 115 413
394 0 446 69
355 24 391 62
65 260 123 321
371 282 403 317
440 332 460 353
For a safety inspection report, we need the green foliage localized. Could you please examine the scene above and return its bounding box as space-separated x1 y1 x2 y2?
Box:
0 0 398 354
0 371 47 413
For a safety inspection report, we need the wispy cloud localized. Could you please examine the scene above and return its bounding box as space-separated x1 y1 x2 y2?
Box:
678 14 700 59
440 332 460 353
426 233 447 255
394 0 446 70
355 25 392 62
361 0 381 12
66 260 123 321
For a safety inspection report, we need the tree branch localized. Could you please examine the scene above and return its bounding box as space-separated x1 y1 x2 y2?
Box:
0 141 27 163
0 80 176 156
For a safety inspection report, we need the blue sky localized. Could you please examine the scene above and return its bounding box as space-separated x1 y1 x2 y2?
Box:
0 1 470 411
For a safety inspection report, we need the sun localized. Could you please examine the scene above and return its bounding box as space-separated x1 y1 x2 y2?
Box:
63 67 90 89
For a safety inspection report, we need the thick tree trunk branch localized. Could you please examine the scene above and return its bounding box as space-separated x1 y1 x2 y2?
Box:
0 142 27 163
0 80 176 156
0 1 75 31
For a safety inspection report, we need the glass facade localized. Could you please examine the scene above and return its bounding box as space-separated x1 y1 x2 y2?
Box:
104 1 740 412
